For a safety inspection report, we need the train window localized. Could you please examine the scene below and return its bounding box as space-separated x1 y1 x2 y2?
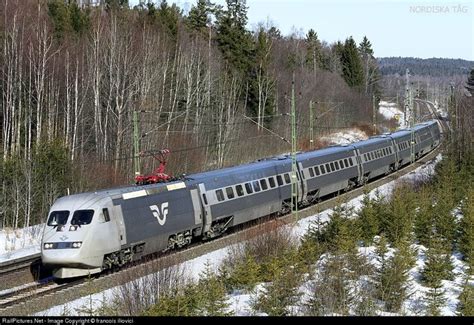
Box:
253 180 261 192
102 208 110 222
349 158 354 166
71 210 94 226
320 165 326 174
276 175 284 186
340 161 345 169
344 159 349 168
226 187 235 199
202 194 208 205
284 173 291 184
330 162 335 171
309 168 314 178
216 189 225 202
364 153 368 161
325 163 330 173
47 211 69 226
268 177 276 188
236 184 245 197
260 179 268 190
245 183 253 194
334 162 340 170
314 166 320 176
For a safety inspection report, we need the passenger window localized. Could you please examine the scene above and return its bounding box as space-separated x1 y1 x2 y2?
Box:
309 168 314 178
252 180 261 192
236 184 245 197
276 175 284 186
364 153 368 161
334 162 340 170
202 194 208 205
216 189 225 202
71 210 94 226
268 177 276 188
320 165 326 174
314 166 320 176
245 183 253 194
330 162 335 171
226 187 235 199
284 173 291 184
260 179 268 190
102 208 110 222
47 211 69 226
325 163 330 173
349 158 354 166
344 159 349 168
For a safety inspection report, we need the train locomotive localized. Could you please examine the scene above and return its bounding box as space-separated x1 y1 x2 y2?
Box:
41 120 441 278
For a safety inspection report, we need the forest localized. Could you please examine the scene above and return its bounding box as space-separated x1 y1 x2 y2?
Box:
0 0 381 228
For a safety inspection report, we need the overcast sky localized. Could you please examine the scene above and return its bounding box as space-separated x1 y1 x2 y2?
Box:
130 0 473 60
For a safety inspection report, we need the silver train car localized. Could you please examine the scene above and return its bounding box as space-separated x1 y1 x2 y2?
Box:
41 120 441 278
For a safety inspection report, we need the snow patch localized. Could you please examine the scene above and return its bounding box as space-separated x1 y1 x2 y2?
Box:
379 101 405 128
320 129 368 146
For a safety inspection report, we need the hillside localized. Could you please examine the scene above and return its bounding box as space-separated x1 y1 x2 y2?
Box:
378 57 473 77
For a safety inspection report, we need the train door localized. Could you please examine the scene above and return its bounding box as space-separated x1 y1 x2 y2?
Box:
297 162 308 202
197 183 213 236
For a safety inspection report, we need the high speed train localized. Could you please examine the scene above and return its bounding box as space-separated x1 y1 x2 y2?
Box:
41 120 441 278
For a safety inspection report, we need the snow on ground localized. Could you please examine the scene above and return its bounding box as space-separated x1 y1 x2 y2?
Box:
36 153 451 316
0 225 43 263
379 101 405 128
319 129 368 146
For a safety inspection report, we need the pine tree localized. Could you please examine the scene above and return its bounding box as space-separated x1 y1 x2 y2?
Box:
459 187 474 269
340 36 364 89
215 0 253 73
378 242 412 312
186 0 214 32
425 286 446 316
305 29 322 73
358 193 379 246
383 185 416 247
221 252 260 291
414 187 435 247
457 277 474 316
465 68 474 96
197 261 232 316
422 234 453 286
252 261 302 316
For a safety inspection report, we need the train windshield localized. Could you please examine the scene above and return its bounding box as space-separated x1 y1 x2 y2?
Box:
71 210 95 226
47 211 70 226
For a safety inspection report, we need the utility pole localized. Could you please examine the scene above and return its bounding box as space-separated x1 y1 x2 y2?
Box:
133 110 141 177
291 73 298 219
404 69 410 127
372 95 377 135
309 100 314 150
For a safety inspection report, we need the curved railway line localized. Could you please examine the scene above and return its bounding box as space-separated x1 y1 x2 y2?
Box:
1 102 447 316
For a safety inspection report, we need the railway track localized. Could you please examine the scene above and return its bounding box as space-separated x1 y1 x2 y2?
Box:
0 254 43 292
1 109 447 316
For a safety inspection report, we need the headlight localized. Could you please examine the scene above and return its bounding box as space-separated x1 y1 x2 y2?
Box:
72 242 82 248
43 243 53 249
69 225 78 231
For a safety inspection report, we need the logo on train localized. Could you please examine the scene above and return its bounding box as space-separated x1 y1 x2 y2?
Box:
150 202 169 226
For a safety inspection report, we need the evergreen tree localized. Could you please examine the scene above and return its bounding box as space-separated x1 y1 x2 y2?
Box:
252 261 302 316
48 0 71 39
414 187 435 247
357 193 379 246
340 36 364 89
422 234 453 286
186 0 214 32
197 262 232 316
465 68 474 96
383 185 416 247
425 286 446 316
459 187 474 269
220 252 260 291
378 242 412 312
69 2 90 36
305 29 322 72
457 277 474 316
215 0 253 73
